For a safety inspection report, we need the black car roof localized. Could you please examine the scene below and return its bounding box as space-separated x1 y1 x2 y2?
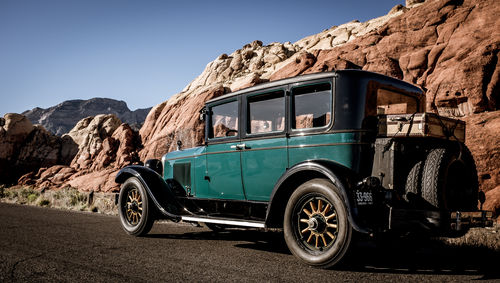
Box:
206 69 423 104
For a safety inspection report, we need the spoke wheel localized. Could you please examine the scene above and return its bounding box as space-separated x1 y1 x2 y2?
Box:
118 177 155 236
296 196 338 251
125 188 143 225
284 178 352 269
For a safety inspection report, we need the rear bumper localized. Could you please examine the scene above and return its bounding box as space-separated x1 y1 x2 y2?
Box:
388 208 494 233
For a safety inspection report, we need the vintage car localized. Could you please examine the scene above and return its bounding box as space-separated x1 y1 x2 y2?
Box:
115 70 492 268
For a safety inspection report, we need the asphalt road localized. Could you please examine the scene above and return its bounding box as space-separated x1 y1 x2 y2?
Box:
0 202 498 282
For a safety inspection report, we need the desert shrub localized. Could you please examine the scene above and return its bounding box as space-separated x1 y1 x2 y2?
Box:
69 190 87 206
20 187 34 199
6 189 18 199
53 191 63 200
39 199 50 207
27 193 38 203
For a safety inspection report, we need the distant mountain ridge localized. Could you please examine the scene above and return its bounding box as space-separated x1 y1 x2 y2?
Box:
22 98 151 135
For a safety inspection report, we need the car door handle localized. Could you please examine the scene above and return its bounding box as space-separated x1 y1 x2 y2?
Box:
230 143 246 150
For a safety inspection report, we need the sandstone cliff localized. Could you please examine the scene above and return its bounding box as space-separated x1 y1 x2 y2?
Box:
139 0 500 214
0 114 78 184
16 114 141 192
23 98 150 136
6 0 500 215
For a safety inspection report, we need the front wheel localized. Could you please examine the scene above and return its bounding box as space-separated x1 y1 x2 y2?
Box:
118 177 155 236
283 178 352 268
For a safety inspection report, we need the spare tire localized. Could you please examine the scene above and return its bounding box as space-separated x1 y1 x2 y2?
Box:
421 145 478 211
404 160 423 207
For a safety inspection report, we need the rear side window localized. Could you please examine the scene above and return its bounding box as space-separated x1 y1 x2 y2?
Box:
292 83 332 129
247 90 285 134
209 100 239 139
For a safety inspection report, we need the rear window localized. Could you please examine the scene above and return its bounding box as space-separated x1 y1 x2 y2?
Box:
376 88 419 115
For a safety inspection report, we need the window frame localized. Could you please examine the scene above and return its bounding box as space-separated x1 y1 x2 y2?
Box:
289 80 334 135
206 97 241 143
242 87 287 139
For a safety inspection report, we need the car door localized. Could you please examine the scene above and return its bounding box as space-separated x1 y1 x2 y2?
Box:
240 88 288 201
203 98 246 200
287 80 341 166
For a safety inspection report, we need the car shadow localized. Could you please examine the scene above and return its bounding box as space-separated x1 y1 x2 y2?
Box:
146 227 499 278
341 236 500 279
146 227 291 255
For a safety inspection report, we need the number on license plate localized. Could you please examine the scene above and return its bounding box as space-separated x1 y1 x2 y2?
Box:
356 191 373 205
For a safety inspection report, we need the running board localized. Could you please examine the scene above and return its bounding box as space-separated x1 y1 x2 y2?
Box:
181 216 266 228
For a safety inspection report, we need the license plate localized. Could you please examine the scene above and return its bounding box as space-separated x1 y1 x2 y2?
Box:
355 191 373 205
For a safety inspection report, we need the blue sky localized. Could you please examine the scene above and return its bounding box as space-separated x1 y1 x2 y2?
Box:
0 0 404 116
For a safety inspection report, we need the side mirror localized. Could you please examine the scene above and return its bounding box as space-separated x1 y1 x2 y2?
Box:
199 107 206 121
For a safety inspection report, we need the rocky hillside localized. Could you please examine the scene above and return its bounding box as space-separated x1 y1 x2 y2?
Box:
22 98 151 135
2 0 500 215
0 114 78 184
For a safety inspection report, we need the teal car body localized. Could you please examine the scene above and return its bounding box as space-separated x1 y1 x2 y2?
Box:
115 70 489 268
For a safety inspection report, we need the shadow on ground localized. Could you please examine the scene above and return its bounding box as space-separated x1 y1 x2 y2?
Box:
147 226 500 279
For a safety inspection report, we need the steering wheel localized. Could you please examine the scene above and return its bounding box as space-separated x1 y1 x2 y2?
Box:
225 129 238 137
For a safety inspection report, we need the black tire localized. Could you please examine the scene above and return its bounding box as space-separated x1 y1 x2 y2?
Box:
118 177 156 236
404 161 423 206
283 178 352 268
421 146 478 211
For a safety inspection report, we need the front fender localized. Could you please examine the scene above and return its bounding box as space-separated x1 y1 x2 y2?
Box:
115 165 181 221
265 160 370 233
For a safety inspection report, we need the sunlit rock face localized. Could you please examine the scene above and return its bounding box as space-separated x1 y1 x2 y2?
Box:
10 0 500 215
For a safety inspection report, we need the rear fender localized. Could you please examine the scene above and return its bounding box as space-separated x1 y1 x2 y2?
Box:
115 165 182 221
265 160 370 233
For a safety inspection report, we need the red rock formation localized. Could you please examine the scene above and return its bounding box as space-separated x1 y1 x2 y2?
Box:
134 0 499 212
463 111 500 193
139 85 226 160
0 114 77 184
271 0 500 118
484 186 500 218
18 115 140 192
8 0 500 218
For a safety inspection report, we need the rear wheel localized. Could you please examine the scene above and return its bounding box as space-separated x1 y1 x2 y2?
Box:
283 178 352 268
421 146 478 211
118 177 155 236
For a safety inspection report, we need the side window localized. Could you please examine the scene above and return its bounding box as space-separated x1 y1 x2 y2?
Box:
292 83 332 130
247 90 285 134
209 100 239 139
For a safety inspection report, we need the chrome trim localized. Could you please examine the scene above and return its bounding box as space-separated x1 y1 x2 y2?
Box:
181 216 266 228
205 150 240 156
165 141 369 161
244 146 287 152
288 142 369 149
165 155 199 161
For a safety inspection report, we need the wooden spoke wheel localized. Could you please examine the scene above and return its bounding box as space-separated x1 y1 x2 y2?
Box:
284 178 352 268
118 177 155 236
